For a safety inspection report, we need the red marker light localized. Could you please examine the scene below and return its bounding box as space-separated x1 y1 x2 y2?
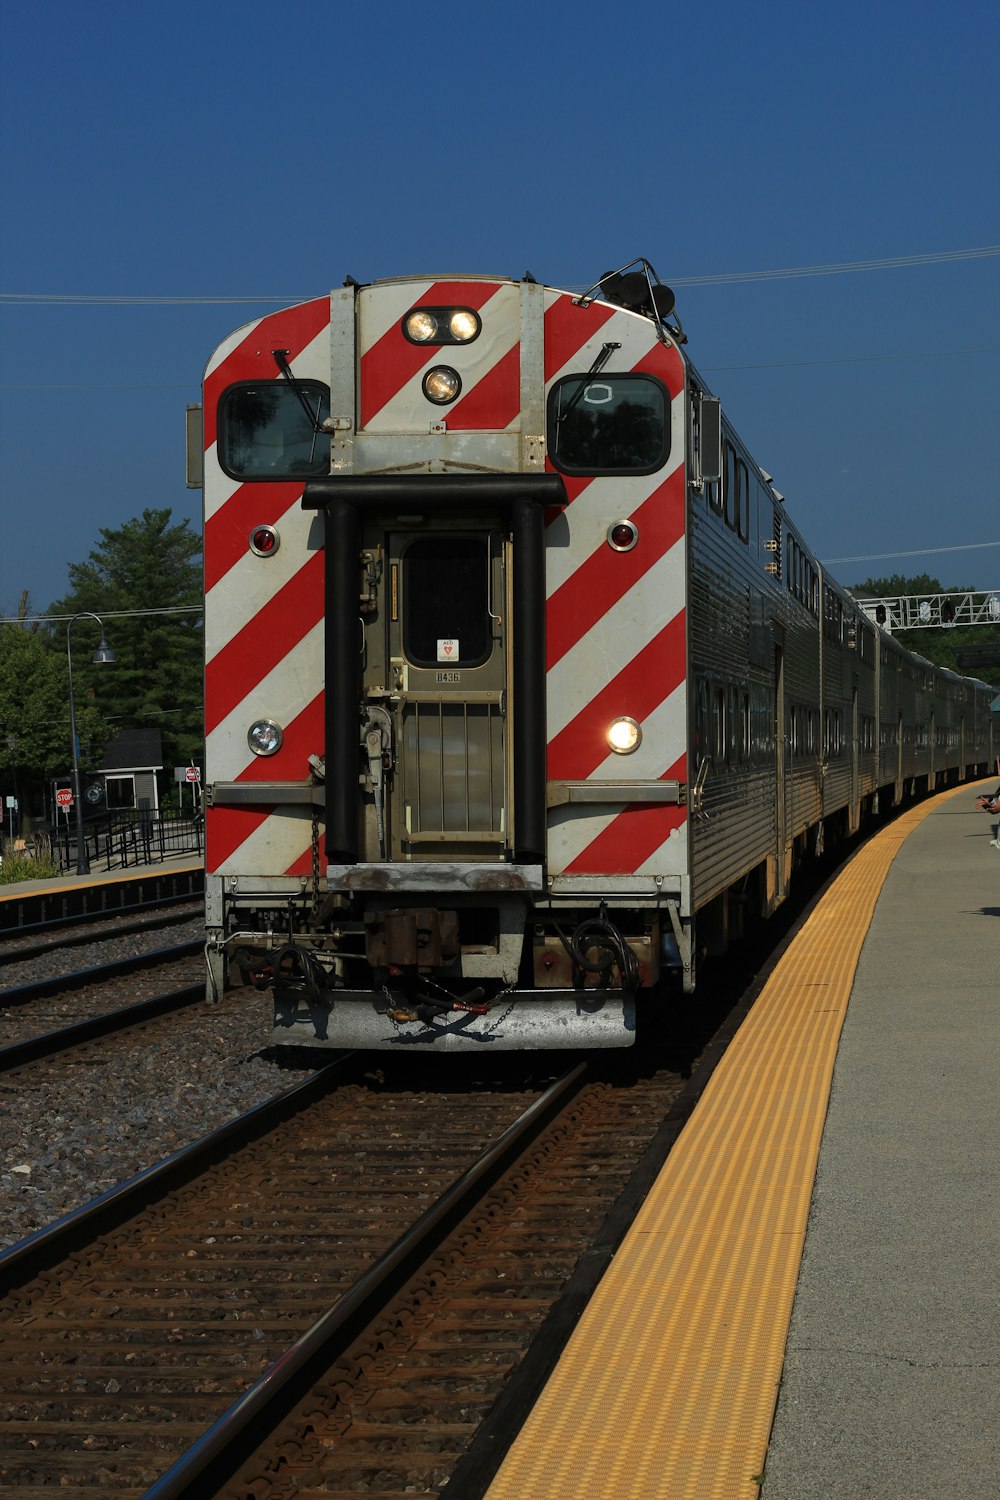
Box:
249 525 280 557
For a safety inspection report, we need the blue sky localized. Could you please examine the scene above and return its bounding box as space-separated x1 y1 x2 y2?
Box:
1 0 998 615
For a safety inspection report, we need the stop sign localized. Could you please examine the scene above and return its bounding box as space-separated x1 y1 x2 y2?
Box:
56 788 73 808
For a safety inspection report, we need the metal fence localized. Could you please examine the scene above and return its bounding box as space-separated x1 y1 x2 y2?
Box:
53 812 203 871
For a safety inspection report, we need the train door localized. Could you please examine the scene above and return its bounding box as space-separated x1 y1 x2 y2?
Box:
374 525 511 863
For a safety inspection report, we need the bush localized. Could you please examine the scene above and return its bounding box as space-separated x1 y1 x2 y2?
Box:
0 836 59 883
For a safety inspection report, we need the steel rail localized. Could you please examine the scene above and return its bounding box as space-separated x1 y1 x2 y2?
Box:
0 938 203 1004
141 1060 590 1500
0 1057 354 1293
0 901 201 964
0 982 208 1071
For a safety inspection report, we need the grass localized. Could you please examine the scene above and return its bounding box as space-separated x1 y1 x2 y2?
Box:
0 836 59 883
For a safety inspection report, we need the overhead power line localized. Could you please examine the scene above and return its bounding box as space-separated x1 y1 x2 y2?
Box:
1 607 202 625
824 540 1000 565
1 245 998 305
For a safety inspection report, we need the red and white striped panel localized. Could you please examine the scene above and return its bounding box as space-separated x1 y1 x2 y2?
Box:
203 297 332 877
541 291 689 879
358 280 520 432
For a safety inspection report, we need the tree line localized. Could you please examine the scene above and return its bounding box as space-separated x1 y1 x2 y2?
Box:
848 572 1000 674
0 508 203 831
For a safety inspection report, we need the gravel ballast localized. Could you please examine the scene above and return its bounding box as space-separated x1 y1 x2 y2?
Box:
0 948 318 1250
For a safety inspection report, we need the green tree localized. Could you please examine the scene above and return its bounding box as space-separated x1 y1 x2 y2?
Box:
0 621 109 812
47 509 204 770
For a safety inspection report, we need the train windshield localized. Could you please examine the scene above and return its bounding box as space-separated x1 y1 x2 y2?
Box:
218 381 331 477
548 373 669 475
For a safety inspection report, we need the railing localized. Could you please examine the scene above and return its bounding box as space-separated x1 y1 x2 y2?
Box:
52 812 203 872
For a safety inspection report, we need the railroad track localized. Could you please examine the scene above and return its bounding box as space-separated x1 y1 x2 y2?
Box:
0 941 206 1056
0 1051 689 1498
0 896 202 966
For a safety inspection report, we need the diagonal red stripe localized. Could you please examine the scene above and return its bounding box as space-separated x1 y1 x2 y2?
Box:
446 344 520 429
547 612 686 781
546 466 685 669
360 281 502 426
564 799 687 875
205 692 326 871
544 295 616 381
204 297 330 449
204 482 305 593
205 550 324 734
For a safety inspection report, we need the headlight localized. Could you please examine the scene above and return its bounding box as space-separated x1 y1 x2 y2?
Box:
247 719 283 756
404 310 438 342
448 309 480 341
607 717 641 754
403 306 481 345
423 366 462 404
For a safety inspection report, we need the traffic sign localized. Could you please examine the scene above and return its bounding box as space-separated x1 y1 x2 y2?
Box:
185 766 201 783
55 788 73 808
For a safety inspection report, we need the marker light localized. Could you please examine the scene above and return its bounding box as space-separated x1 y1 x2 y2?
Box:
248 719 283 757
607 717 642 754
423 366 462 404
249 525 280 557
608 520 639 552
403 307 481 345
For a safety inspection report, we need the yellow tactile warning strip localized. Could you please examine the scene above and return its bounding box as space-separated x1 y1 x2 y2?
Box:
485 784 975 1500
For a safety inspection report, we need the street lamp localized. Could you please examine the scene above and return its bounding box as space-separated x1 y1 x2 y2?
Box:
67 613 115 875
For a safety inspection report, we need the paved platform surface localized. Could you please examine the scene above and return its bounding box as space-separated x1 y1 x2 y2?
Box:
484 782 999 1500
0 854 203 902
762 789 999 1498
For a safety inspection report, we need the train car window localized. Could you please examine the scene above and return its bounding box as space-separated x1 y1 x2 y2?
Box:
724 443 737 527
548 375 669 475
727 684 738 762
737 460 750 540
712 686 726 762
695 678 709 766
219 382 331 478
402 537 491 668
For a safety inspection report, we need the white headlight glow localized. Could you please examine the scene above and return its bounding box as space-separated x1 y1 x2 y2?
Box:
405 310 438 342
448 309 480 342
423 366 462 404
607 717 641 754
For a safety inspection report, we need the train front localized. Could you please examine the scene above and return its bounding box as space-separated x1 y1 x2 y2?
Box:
202 269 692 1049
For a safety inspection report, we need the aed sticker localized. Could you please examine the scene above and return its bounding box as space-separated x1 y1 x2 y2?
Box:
437 638 459 662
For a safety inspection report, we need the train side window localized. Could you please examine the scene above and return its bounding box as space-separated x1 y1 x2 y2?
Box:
547 374 669 474
724 442 736 527
402 537 491 667
695 678 710 766
218 381 331 478
738 460 750 540
712 686 726 762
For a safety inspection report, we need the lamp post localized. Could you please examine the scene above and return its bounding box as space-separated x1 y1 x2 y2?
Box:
67 613 115 875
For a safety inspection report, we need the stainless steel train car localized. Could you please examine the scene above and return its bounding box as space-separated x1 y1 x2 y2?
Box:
192 260 996 1051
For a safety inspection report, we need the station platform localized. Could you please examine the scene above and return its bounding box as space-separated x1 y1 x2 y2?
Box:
0 856 203 925
484 781 1000 1500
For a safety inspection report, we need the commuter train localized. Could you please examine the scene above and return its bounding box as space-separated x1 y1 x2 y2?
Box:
193 260 996 1051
